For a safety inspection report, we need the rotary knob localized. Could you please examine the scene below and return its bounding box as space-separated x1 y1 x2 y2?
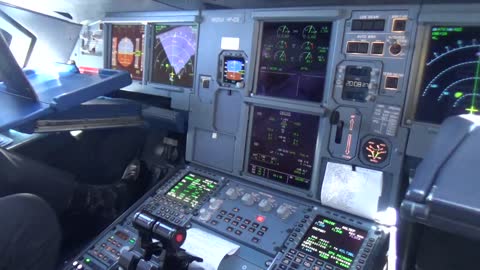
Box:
389 42 402 55
258 198 274 212
241 193 256 206
198 208 212 222
208 198 223 210
226 187 239 200
276 204 292 220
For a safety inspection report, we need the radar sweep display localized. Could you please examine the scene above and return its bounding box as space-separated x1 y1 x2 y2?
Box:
151 24 198 88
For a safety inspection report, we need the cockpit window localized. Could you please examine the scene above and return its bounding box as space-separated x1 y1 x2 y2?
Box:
0 9 36 67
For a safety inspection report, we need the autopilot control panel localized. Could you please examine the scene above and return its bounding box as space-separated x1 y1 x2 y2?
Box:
68 3 480 270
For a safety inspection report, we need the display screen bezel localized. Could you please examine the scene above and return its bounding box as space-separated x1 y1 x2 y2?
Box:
147 23 199 90
405 24 480 124
165 172 218 208
252 20 335 104
243 104 321 191
109 23 147 81
406 23 480 127
297 215 368 269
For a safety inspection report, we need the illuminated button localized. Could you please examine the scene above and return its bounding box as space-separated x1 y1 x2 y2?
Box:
325 264 334 270
233 208 240 212
288 249 297 255
232 221 239 226
248 227 256 233
256 216 266 223
228 213 235 218
313 266 321 270
306 256 315 262
385 76 399 90
251 237 260 243
220 210 227 215
226 227 234 232
294 257 303 264
216 215 223 219
240 224 247 229
371 42 384 55
252 222 260 228
235 216 242 221
244 219 251 225
257 231 264 236
297 253 306 258
357 42 369 54
224 218 231 223
347 42 359 53
76 265 83 270
392 18 407 32
210 220 218 225
235 230 243 235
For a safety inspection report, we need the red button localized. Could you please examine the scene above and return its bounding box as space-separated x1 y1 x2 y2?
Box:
175 233 185 243
256 215 265 223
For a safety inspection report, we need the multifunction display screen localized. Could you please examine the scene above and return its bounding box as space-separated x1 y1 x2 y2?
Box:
223 56 246 84
166 173 217 208
111 24 145 81
256 22 332 102
151 24 197 88
416 26 480 124
247 107 319 189
298 215 368 269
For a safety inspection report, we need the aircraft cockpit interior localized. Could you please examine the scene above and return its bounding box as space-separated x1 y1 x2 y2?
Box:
1 1 480 270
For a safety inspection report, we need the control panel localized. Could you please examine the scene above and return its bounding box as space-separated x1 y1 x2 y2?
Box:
275 212 385 270
193 181 312 256
66 166 386 270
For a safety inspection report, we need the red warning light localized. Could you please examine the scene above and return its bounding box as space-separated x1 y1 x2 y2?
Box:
175 233 185 243
256 215 266 223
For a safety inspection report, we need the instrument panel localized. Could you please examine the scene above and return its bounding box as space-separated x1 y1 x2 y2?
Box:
68 4 480 270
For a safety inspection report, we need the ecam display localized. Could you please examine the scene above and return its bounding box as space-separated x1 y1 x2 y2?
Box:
256 22 332 102
247 107 319 189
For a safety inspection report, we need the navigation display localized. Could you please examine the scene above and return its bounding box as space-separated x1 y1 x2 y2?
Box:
151 24 197 88
415 26 480 124
247 107 319 189
111 24 145 81
256 22 332 102
298 215 367 269
166 173 217 208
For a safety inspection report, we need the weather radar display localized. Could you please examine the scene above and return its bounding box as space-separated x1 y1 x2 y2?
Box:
416 26 480 124
151 24 197 88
